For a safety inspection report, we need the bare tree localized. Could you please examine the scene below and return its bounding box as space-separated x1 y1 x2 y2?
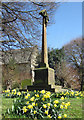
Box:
1 2 59 51
63 37 83 90
56 61 81 90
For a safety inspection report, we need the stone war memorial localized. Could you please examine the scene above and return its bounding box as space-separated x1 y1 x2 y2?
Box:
27 9 62 92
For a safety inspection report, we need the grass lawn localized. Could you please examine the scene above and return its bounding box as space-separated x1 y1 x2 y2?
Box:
62 98 83 118
1 96 83 119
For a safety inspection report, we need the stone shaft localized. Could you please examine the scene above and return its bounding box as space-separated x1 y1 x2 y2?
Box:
42 17 48 66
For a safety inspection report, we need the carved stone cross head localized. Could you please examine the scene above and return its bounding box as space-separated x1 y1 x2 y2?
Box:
39 9 49 26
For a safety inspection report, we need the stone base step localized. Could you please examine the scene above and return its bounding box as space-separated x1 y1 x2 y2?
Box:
27 85 55 92
51 84 62 89
55 88 67 92
20 85 67 93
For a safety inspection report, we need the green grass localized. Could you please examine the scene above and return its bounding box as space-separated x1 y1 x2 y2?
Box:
1 96 83 119
2 97 15 115
62 98 83 118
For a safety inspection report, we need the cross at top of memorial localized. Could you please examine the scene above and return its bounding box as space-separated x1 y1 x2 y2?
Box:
39 9 49 67
39 9 49 26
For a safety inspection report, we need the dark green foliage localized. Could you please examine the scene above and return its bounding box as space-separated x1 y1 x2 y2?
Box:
48 47 64 69
21 79 32 89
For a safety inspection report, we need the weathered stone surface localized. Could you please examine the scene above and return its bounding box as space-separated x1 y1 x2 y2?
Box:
27 10 56 92
1 47 38 89
34 67 55 87
40 10 49 67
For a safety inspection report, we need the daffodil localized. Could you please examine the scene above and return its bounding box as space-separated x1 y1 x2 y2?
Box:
60 105 63 109
67 102 70 106
54 100 59 104
42 97 45 101
65 105 67 109
32 102 35 106
25 96 28 99
43 94 50 99
43 104 47 109
58 115 62 119
40 90 45 94
17 92 21 96
26 101 29 104
30 96 35 101
54 104 57 107
62 102 65 105
46 91 51 95
23 106 27 113
64 114 67 118
48 114 52 118
61 96 64 100
27 93 30 97
36 103 38 106
34 90 36 92
34 110 37 114
71 91 74 95
27 105 33 109
6 90 10 93
47 103 50 107
35 94 39 97
45 110 48 115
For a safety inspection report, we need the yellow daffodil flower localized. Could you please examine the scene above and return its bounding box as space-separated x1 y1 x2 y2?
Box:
62 102 65 105
48 114 52 118
17 92 21 96
54 100 59 104
45 110 48 115
32 102 35 106
27 105 33 109
42 97 45 101
54 104 57 108
61 96 64 100
35 94 39 97
25 96 28 99
27 93 30 97
40 90 45 94
47 103 50 107
26 101 29 104
43 104 47 108
58 115 62 119
71 91 74 95
65 105 67 109
34 110 37 114
60 105 63 109
23 106 27 113
34 90 36 92
64 114 67 118
30 96 35 101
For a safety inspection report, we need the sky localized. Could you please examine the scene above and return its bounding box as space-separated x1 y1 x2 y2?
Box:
47 2 82 49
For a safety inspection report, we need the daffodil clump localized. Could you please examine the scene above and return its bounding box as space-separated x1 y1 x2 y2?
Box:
54 90 84 99
4 89 72 119
3 89 84 99
2 88 28 98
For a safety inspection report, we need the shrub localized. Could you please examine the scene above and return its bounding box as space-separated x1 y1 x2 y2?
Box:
21 79 32 89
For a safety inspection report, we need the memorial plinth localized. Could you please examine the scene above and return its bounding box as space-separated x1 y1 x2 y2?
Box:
34 67 55 85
